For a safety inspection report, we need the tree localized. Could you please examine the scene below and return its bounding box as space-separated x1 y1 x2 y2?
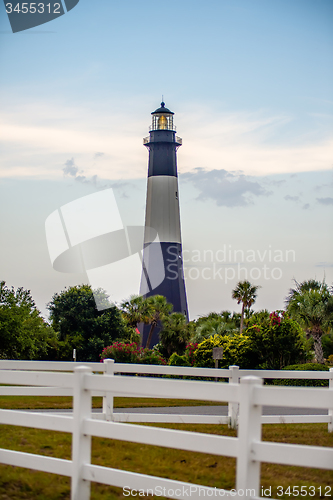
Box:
159 312 190 357
121 295 151 327
144 295 173 349
47 284 127 362
0 281 56 360
286 280 333 364
120 295 151 346
232 281 261 334
190 311 240 343
245 310 307 369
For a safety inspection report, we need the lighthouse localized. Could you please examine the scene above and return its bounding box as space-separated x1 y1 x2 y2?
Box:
140 102 188 347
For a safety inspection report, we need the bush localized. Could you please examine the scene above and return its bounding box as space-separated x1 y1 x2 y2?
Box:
193 335 224 368
139 348 166 365
245 311 308 369
185 343 198 366
100 342 166 365
100 342 140 363
273 363 329 387
322 333 333 359
169 353 190 367
193 334 256 369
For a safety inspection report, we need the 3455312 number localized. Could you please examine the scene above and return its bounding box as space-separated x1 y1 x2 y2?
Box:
5 3 61 14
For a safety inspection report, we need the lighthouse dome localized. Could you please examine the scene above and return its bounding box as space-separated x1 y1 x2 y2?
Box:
151 102 174 115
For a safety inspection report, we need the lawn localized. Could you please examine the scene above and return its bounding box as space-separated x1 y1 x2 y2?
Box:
0 422 331 500
0 395 226 410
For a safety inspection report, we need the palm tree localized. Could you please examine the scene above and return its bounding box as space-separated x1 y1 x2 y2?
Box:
232 281 261 334
145 295 173 349
120 295 151 345
159 312 190 357
286 279 333 364
192 315 239 343
121 295 149 327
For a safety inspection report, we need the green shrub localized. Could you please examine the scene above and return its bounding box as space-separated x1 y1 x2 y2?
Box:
169 353 190 367
139 348 166 365
100 342 140 363
245 311 308 369
184 343 198 366
100 342 166 365
193 335 224 368
322 333 333 359
273 363 329 387
193 334 256 369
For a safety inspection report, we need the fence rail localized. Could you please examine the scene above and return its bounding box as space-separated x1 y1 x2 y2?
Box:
0 365 332 500
0 359 331 378
0 360 332 430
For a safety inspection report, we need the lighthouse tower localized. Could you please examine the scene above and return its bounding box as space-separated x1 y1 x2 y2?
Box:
140 102 188 346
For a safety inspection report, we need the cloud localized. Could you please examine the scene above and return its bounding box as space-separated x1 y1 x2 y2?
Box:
0 100 332 180
316 197 333 206
267 179 286 187
63 157 98 186
181 168 272 207
302 203 310 210
94 152 104 159
63 158 79 177
284 195 300 202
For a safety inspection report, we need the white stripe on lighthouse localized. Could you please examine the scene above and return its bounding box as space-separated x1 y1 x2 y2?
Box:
144 176 181 244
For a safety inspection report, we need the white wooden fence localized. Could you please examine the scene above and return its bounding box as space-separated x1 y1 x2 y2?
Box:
0 365 332 500
0 360 332 430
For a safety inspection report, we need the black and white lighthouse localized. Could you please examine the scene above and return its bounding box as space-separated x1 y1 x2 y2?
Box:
140 102 188 346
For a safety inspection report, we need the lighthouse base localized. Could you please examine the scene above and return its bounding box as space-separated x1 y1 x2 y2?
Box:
140 242 188 348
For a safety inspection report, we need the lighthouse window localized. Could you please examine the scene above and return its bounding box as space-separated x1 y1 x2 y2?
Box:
175 191 178 199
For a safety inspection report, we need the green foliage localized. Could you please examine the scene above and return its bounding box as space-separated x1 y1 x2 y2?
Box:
193 334 223 368
48 285 127 362
168 352 190 367
100 342 166 365
139 348 166 365
232 280 261 333
193 334 255 369
192 311 307 370
185 343 198 366
100 342 140 363
245 311 307 369
159 312 190 357
120 295 151 330
322 332 333 359
190 312 239 344
144 295 173 348
286 279 333 364
0 281 56 360
273 363 329 387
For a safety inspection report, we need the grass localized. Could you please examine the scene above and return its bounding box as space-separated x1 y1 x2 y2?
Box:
0 422 332 499
0 396 226 410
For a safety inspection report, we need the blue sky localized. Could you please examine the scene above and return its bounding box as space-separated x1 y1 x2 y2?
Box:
0 0 332 319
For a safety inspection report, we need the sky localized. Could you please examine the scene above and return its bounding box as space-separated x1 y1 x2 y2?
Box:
0 0 332 320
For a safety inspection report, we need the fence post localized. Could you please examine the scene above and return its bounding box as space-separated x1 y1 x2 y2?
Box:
236 376 263 496
329 368 333 433
228 365 239 429
72 366 92 500
103 359 114 421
